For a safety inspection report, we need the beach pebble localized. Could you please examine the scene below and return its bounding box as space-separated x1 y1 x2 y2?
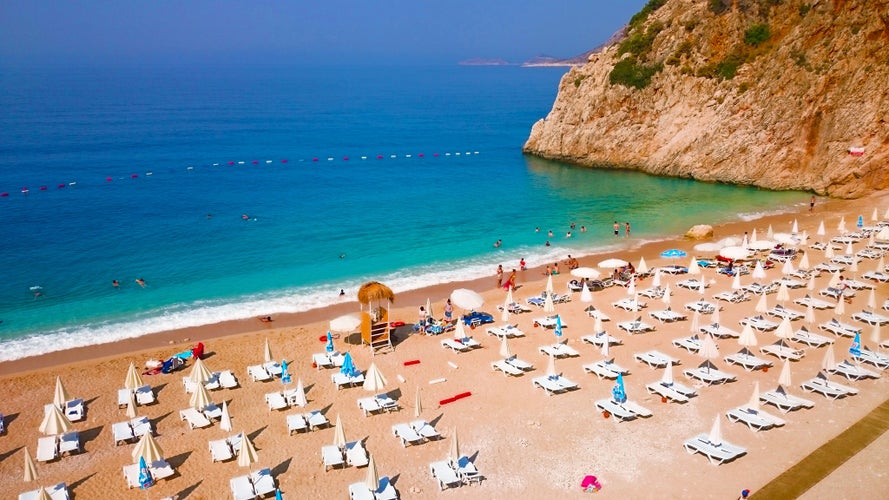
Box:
685 224 714 240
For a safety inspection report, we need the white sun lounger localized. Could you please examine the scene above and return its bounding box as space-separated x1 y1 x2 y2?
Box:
634 350 679 368
357 396 382 416
538 342 580 358
618 319 655 334
251 468 276 498
58 431 80 456
683 434 747 465
646 380 696 403
760 341 805 361
216 370 238 389
862 271 889 282
724 348 773 371
247 364 272 382
638 286 667 299
829 360 881 380
504 356 534 371
123 460 174 488
650 309 687 323
430 460 462 490
700 323 740 339
739 315 779 332
844 279 874 290
18 482 69 500
726 406 786 431
760 385 815 413
486 324 526 338
533 315 567 328
581 332 622 347
684 362 736 385
585 307 611 321
855 348 889 369
411 420 440 440
672 335 701 353
112 421 135 446
819 319 860 337
209 438 234 462
305 410 329 430
134 385 155 405
346 440 369 467
594 399 637 422
852 310 889 326
792 327 834 347
583 359 629 379
392 423 424 447
36 436 58 462
117 388 130 408
179 407 212 429
677 279 709 290
532 375 578 395
286 413 308 434
202 403 223 420
322 444 345 471
349 482 377 500
265 392 288 411
794 295 834 309
800 372 858 399
229 474 254 500
131 416 153 437
685 300 717 314
714 290 751 303
492 359 524 377
454 456 483 485
441 338 471 352
766 305 804 321
820 287 855 300
613 298 647 311
773 277 806 289
743 282 778 295
332 372 365 389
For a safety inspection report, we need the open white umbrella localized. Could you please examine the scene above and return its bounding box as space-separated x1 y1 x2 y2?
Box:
720 246 750 261
708 415 723 446
23 447 39 483
189 357 213 384
798 252 810 271
755 293 769 313
637 258 649 275
39 404 71 436
362 363 388 392
688 257 701 276
450 289 484 310
571 267 600 279
365 454 380 491
132 431 165 464
579 281 592 303
775 317 793 339
738 323 758 347
330 313 362 333
124 362 144 390
53 376 70 408
545 275 554 294
598 258 628 269
747 382 761 412
778 360 792 387
748 240 776 251
333 415 347 450
220 401 233 432
237 431 259 469
822 345 837 371
263 339 273 364
776 282 790 303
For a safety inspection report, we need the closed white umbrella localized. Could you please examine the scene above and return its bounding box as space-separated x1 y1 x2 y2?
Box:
806 274 816 291
698 280 706 295
871 324 882 344
333 415 347 450
798 252 810 270
845 241 854 256
189 357 213 384
661 364 674 385
455 320 466 340
543 293 555 313
600 338 610 357
501 296 510 322
834 298 845 316
739 323 758 347
637 258 649 275
132 431 165 464
750 228 758 243
755 293 769 313
237 431 259 469
126 391 138 419
449 428 461 462
124 361 144 390
884 207 889 220
747 382 761 412
877 228 889 242
546 353 556 377
868 288 877 309
688 257 701 276
53 376 70 408
425 297 433 319
778 360 792 387
506 287 514 305
822 345 837 371
805 303 816 324
752 261 766 280
593 315 603 333
545 275 553 294
690 311 700 333
792 220 799 233
362 363 388 392
263 339 273 364
414 387 423 418
712 304 721 325
365 454 380 491
767 225 774 240
652 269 662 288
741 233 749 249
731 273 742 290
220 401 232 432
781 259 795 276
661 284 671 306
23 447 39 483
850 258 859 273
825 244 836 259
838 217 846 233
580 281 592 303
776 282 790 303
699 333 720 360
816 220 825 237
450 288 484 310
500 336 511 358
775 317 793 339
708 415 723 446
627 279 636 296
291 379 307 407
878 255 886 272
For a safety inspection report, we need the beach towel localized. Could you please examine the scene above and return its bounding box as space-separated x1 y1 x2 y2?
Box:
580 475 601 492
192 342 204 359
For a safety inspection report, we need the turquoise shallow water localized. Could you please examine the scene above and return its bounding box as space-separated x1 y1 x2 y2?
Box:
0 63 805 360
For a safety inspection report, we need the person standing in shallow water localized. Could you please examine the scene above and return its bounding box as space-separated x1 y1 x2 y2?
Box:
625 222 631 238
613 221 620 237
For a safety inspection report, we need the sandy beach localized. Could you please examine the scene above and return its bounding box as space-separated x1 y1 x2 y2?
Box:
3 191 889 499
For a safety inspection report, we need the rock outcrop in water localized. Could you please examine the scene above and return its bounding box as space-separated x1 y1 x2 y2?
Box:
523 0 889 198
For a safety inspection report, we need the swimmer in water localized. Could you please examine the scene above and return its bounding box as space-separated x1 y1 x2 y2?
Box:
339 289 346 297
136 278 146 288
242 214 249 220
112 280 120 287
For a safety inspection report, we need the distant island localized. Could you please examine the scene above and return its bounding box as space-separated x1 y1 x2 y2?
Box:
457 58 513 66
459 27 627 68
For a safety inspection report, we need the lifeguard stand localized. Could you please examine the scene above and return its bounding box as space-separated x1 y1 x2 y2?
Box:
357 281 395 356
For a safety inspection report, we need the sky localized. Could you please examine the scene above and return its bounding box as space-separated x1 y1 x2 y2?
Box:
0 1 648 66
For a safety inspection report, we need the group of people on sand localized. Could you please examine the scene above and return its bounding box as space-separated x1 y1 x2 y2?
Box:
496 264 518 290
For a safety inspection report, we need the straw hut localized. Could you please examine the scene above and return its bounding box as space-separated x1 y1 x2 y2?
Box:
358 281 395 353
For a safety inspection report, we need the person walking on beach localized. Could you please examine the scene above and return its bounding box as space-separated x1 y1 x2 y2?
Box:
444 299 453 321
613 221 620 237
520 258 526 271
625 222 631 238
496 265 503 288
810 196 816 212
505 269 517 290
418 306 427 334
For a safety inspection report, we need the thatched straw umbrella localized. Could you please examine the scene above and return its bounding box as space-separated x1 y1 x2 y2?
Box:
358 281 395 306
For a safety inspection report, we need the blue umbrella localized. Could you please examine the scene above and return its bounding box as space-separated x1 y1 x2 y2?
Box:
341 352 356 377
281 359 291 385
138 455 154 489
325 331 334 353
661 249 687 259
850 332 862 357
554 315 563 337
612 373 627 403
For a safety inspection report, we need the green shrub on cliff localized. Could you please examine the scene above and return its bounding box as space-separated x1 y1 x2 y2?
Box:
628 0 667 31
609 58 663 89
744 23 771 46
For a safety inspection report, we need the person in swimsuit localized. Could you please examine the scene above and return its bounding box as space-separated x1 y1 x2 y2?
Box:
613 221 620 237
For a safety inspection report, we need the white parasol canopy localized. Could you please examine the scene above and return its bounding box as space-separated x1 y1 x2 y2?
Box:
598 258 628 269
414 387 423 418
124 362 144 390
834 297 845 316
545 275 554 294
500 336 512 358
752 261 766 280
755 293 769 313
449 427 461 462
580 281 592 303
747 382 761 412
333 414 347 449
748 240 776 251
53 376 70 408
688 257 701 276
877 227 889 241
661 284 671 306
690 310 700 333
868 288 877 309
189 382 213 411
775 317 793 339
731 273 742 290
738 323 758 347
712 304 721 325
822 345 837 371
543 293 555 313
330 313 362 332
720 246 750 260
778 359 792 386
362 363 388 392
126 391 138 419
39 404 71 436
571 267 600 279
817 220 825 237
546 353 556 377
263 339 273 363
23 447 39 483
220 401 233 432
776 282 790 302
237 431 259 469
132 431 165 463
450 288 484 310
291 378 307 407
661 364 674 385
825 245 836 259
781 259 795 276
189 357 213 385
708 415 723 446
365 454 380 491
652 269 662 288
699 334 720 360
637 258 649 275
773 233 798 246
798 252 810 270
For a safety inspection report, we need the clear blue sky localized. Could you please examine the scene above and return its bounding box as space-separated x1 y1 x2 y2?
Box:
0 1 647 66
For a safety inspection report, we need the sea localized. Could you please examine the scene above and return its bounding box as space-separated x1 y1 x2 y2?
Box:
0 63 805 361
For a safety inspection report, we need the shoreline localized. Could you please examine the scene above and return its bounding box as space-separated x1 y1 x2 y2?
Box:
1 191 878 378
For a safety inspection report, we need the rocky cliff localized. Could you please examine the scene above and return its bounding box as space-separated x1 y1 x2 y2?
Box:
523 0 889 198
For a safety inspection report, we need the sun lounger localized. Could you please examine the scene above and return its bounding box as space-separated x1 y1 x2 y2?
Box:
743 282 778 295
441 338 471 352
855 348 889 369
660 265 688 275
760 385 814 413
392 423 424 447
454 455 483 485
584 306 611 321
134 385 155 405
683 434 747 465
699 323 740 339
305 410 329 430
58 431 80 455
332 371 365 389
538 342 580 358
739 315 779 332
179 407 212 429
672 335 701 353
819 319 859 337
247 364 272 382
216 370 238 389
726 406 785 431
800 372 858 399
829 360 881 380
862 271 889 282
677 279 709 291
533 315 567 328
18 482 69 500
209 438 234 462
345 440 369 467
227 432 243 451
792 327 834 347
498 301 532 313
852 310 889 326
714 290 751 303
123 459 174 488
634 350 679 369
263 361 283 377
685 300 717 314
485 324 526 338
348 482 376 500
455 335 482 349
251 468 276 498
773 277 806 289
618 318 656 334
613 298 647 311
182 377 198 394
265 392 288 411
794 295 834 309
684 361 736 385
117 388 130 408
646 380 696 403
411 420 440 440
229 474 254 500
201 403 223 420
286 413 308 434
532 375 578 395
112 421 135 445
504 356 534 371
820 287 855 300
583 359 629 379
814 262 844 273
322 444 345 471
492 359 524 376
766 305 804 321
36 436 58 462
760 341 805 361
650 309 687 323
430 460 462 490
61 399 84 422
724 348 773 371
130 416 152 437
638 286 667 299
594 399 637 422
581 332 622 347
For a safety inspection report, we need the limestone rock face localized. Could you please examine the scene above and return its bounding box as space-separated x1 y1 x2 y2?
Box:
685 224 714 240
524 0 889 198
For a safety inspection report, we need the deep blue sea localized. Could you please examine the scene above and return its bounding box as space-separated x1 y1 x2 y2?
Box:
0 63 804 361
